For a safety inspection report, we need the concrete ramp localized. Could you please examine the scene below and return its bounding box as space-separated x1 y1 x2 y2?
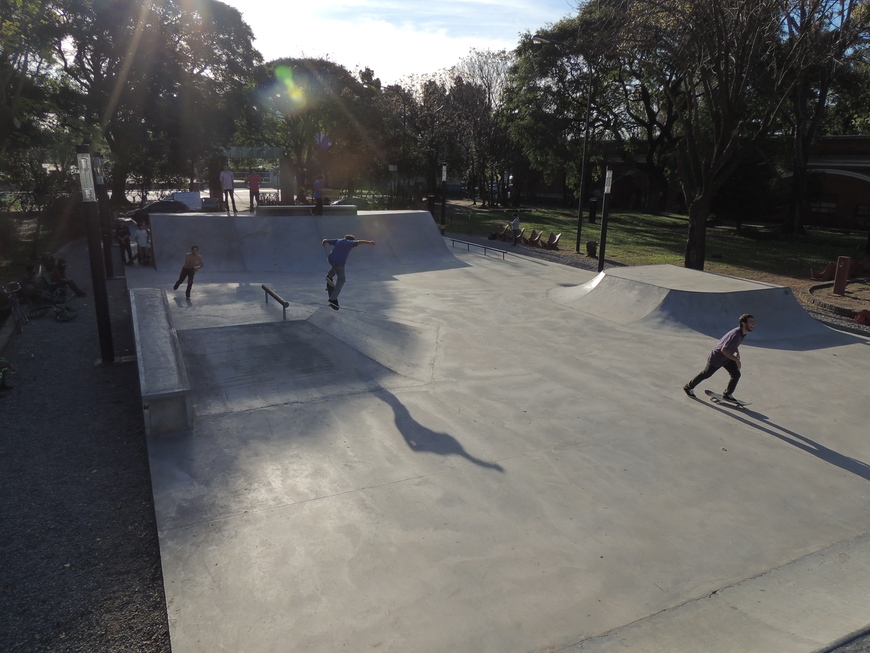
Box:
550 265 852 347
148 211 458 273
177 308 438 417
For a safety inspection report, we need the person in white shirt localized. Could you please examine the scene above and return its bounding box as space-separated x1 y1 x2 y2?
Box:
220 165 237 212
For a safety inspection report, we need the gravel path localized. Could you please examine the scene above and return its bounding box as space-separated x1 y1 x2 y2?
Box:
1 236 866 652
0 241 171 652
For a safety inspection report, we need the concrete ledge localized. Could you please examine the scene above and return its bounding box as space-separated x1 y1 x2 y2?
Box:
130 288 192 436
255 204 357 216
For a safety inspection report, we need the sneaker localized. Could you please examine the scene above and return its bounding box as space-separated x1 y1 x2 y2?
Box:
329 299 339 310
173 283 179 290
683 385 695 398
722 393 736 402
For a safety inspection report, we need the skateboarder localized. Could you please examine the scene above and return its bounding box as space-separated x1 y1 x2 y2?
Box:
172 246 205 298
683 313 755 401
321 235 376 310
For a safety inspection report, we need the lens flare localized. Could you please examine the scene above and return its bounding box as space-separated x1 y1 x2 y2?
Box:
275 65 307 111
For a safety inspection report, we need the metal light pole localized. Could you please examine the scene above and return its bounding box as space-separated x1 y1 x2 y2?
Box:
533 33 594 254
76 144 114 364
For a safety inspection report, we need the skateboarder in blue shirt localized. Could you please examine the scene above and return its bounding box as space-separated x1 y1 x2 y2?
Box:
322 234 376 310
683 313 755 401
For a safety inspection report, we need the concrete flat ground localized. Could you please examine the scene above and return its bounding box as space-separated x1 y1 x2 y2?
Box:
128 213 870 653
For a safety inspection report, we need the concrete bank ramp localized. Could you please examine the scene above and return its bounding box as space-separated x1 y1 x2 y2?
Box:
148 211 458 273
550 264 856 348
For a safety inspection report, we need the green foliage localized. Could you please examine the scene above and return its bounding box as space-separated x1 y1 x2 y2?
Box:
445 205 868 278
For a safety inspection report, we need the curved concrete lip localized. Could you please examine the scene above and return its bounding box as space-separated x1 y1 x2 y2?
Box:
551 265 855 347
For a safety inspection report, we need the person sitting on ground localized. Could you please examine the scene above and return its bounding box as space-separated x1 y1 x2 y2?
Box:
39 254 55 288
50 258 86 297
18 265 40 302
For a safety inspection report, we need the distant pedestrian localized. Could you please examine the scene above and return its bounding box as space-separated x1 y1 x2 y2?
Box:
133 221 150 264
313 175 326 215
683 314 755 401
172 246 205 299
115 218 134 264
321 235 376 310
246 170 261 210
510 212 521 245
220 164 237 212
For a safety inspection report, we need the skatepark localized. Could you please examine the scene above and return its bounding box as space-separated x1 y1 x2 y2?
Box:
127 210 870 652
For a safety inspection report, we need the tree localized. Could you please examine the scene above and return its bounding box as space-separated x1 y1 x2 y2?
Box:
246 57 382 200
451 49 515 206
620 0 840 269
54 0 260 203
781 0 870 234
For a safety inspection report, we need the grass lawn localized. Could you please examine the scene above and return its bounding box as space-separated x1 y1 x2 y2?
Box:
443 203 869 284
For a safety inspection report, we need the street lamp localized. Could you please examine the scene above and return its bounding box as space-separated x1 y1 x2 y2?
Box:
533 33 595 254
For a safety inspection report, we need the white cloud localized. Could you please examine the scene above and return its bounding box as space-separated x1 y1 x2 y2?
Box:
222 0 569 83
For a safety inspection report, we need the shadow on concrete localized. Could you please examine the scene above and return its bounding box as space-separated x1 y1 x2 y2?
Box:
707 404 870 482
378 389 504 472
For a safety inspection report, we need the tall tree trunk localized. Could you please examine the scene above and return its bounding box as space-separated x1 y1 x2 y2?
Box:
684 193 712 270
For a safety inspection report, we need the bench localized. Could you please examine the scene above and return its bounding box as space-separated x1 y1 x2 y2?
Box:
130 288 192 435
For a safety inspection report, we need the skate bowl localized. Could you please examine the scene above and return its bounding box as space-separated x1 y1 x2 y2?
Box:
147 211 462 274
550 265 857 348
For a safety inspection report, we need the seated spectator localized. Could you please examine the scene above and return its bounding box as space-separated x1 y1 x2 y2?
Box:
39 254 55 287
50 258 86 297
18 265 40 302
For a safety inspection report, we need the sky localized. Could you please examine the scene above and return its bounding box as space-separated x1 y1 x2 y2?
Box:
218 0 576 84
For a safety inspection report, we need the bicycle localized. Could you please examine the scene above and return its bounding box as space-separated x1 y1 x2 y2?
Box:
27 303 77 322
1 282 28 333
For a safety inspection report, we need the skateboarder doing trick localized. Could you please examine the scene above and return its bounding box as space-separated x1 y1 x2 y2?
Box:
683 313 755 401
322 234 376 310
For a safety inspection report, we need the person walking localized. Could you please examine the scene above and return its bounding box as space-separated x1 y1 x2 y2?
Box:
220 165 237 212
321 235 376 310
683 313 755 401
115 218 134 264
246 170 261 210
133 221 151 264
172 246 205 299
510 212 521 245
313 175 325 215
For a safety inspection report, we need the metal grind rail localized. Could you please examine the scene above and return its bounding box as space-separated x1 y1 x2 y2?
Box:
447 238 507 261
262 284 289 320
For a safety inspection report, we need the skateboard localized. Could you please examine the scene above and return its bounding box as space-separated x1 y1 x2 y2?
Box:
705 390 751 408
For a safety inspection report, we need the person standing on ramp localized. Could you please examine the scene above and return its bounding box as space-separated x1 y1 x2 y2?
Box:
172 245 205 299
321 235 375 310
683 313 755 401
